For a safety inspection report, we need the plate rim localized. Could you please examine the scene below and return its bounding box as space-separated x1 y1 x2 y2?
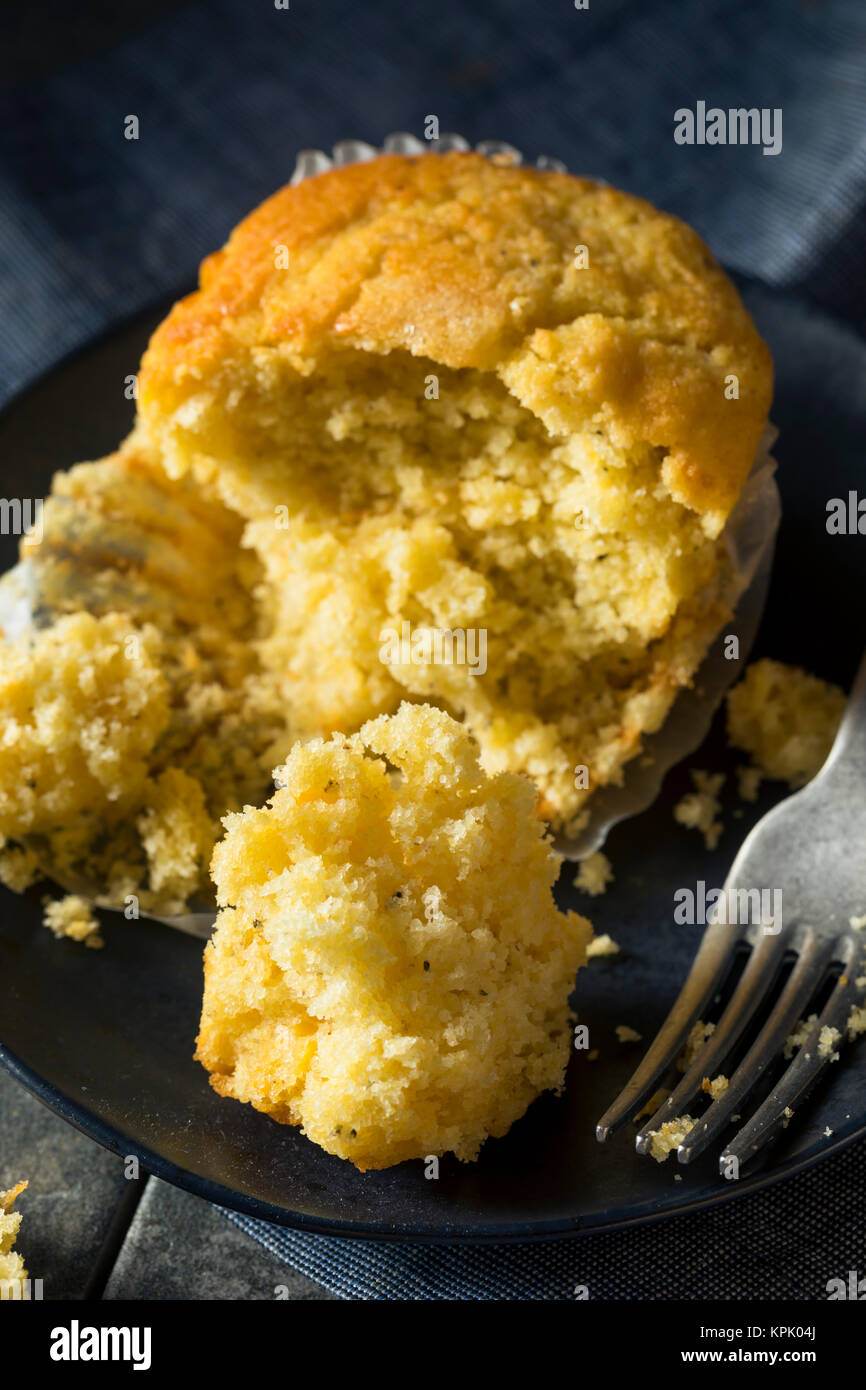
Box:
3 1039 864 1244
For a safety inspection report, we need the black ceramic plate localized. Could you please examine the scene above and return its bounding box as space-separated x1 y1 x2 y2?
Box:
1 281 864 1241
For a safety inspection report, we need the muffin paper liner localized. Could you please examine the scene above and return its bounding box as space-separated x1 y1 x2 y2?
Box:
0 134 782 930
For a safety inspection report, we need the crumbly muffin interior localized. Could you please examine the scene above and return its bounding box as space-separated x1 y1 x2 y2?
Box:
136 344 734 832
0 444 282 911
196 702 592 1169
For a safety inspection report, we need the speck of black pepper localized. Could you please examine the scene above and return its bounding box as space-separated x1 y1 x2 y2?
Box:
423 960 430 971
350 1129 357 1138
479 989 488 996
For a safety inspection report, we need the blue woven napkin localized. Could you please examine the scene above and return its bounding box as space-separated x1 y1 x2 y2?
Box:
1 0 864 1298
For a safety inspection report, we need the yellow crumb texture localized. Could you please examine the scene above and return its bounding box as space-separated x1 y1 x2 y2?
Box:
42 895 103 948
818 1025 842 1062
0 157 773 909
647 1115 695 1162
784 1014 817 1059
135 153 771 839
0 1182 28 1294
586 932 620 959
0 445 283 911
847 1003 866 1042
196 703 592 1170
701 1074 729 1100
575 851 613 896
726 659 845 787
673 770 724 849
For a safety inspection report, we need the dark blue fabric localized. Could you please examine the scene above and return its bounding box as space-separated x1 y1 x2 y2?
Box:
1 0 864 1298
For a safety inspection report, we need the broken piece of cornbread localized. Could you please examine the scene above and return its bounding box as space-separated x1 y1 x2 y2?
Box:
0 1183 28 1296
0 443 284 912
139 151 773 836
196 702 592 1169
726 658 846 788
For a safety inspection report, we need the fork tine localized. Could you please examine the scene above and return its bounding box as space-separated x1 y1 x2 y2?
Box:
677 932 839 1164
720 944 866 1173
634 926 791 1153
596 919 742 1141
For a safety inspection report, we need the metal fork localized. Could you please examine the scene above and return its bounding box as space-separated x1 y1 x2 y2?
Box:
597 650 866 1173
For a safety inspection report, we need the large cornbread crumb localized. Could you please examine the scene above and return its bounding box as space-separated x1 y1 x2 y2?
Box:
817 1025 842 1062
196 703 592 1170
0 444 283 911
138 152 772 836
43 895 103 948
0 1183 28 1297
647 1115 695 1162
726 659 846 788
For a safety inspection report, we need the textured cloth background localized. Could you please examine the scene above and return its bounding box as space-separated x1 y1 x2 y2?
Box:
1 0 864 1299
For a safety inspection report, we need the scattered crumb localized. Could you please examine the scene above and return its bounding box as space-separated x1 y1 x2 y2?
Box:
735 764 762 803
701 1074 729 1100
0 1181 28 1296
846 1003 866 1042
783 1014 817 1059
818 1025 841 1062
575 851 613 897
42 894 103 949
854 976 866 989
647 1115 696 1162
823 1126 833 1138
677 1019 716 1072
850 914 866 932
615 1025 642 1044
673 770 724 849
726 659 846 787
586 932 620 959
782 1105 794 1128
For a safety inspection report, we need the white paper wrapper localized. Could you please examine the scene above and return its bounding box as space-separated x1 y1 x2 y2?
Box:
0 134 781 930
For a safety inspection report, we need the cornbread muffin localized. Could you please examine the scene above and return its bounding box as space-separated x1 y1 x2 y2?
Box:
727 659 846 789
196 703 592 1169
139 152 773 835
0 1182 27 1295
0 443 283 911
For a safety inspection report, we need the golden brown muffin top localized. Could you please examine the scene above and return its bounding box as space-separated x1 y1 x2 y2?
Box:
140 152 772 526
